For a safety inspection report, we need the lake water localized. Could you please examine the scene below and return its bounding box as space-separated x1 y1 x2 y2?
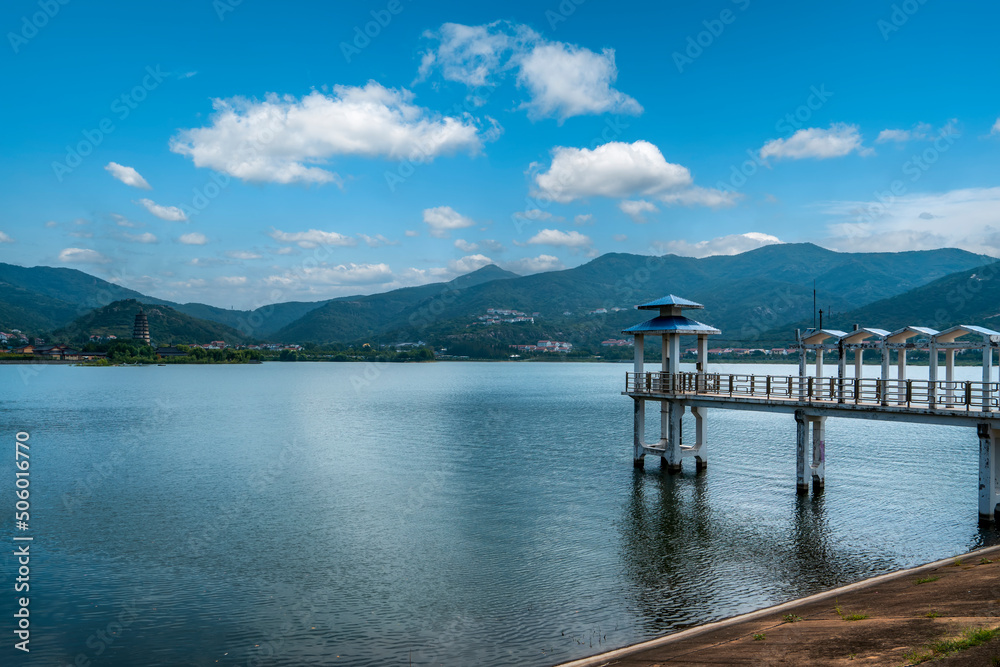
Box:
2 361 998 666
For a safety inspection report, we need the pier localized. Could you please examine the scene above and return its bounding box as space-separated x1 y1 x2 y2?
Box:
623 295 1000 522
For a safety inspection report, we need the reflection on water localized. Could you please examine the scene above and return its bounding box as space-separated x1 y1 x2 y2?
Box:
2 361 999 666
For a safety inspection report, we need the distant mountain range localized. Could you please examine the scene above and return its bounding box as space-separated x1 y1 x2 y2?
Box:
1 244 996 348
53 299 248 346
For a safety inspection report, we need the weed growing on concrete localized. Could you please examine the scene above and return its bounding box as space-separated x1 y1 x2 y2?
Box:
916 575 941 584
904 625 1000 664
752 632 765 641
782 614 802 623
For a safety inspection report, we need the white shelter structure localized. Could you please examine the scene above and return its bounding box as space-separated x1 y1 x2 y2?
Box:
624 303 1000 523
622 295 719 471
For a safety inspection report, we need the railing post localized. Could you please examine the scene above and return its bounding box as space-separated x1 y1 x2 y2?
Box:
808 376 813 400
966 381 972 411
906 379 912 406
854 378 860 404
728 375 733 395
766 375 771 398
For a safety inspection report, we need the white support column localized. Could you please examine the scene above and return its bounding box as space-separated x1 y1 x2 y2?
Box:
946 348 955 405
897 347 907 405
633 399 645 468
661 333 669 374
815 349 824 379
691 405 707 471
798 348 807 399
633 334 644 376
795 410 809 493
811 417 826 491
697 334 708 372
928 343 938 408
837 345 846 403
662 401 683 473
854 348 863 379
984 345 992 412
978 423 998 522
880 343 890 406
633 333 645 469
668 333 681 375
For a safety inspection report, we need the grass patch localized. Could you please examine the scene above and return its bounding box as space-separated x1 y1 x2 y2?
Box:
834 600 869 622
782 614 802 623
752 632 765 641
953 558 964 567
981 557 994 565
925 611 941 619
903 625 1000 664
916 575 941 584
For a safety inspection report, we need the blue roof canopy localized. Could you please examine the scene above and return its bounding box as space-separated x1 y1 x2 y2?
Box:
623 315 720 335
637 294 704 310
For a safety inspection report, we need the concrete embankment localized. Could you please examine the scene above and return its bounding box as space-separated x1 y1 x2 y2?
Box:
557 545 1000 666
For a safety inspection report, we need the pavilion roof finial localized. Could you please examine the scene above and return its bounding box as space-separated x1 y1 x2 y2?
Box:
637 294 704 311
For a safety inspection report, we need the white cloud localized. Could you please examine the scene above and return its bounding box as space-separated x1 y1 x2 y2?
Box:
525 228 591 249
170 82 487 185
136 198 188 221
454 239 479 252
122 231 158 244
216 276 248 286
515 42 642 121
268 228 356 248
274 246 297 255
418 22 641 121
68 231 93 238
178 232 208 245
992 119 1000 136
513 208 561 222
265 262 395 287
358 233 398 248
760 123 869 160
58 248 110 264
533 141 691 203
655 232 782 258
423 206 475 238
618 199 658 223
44 220 58 228
613 234 628 242
876 128 914 143
405 230 420 237
658 186 741 208
0 231 14 243
112 213 142 228
821 186 1000 255
574 214 593 226
502 254 563 274
416 22 523 88
105 162 151 189
225 250 262 260
448 254 494 274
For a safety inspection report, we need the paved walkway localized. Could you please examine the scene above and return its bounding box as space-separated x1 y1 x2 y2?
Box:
557 545 1000 666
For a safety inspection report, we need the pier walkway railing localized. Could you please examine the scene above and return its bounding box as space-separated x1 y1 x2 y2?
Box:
626 372 1000 413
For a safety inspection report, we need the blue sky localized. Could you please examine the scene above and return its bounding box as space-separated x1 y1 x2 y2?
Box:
1 0 999 308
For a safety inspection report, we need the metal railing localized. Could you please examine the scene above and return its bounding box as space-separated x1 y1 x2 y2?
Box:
625 372 1000 412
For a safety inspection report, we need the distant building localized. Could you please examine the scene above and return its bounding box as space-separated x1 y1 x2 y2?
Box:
155 346 187 359
133 309 150 345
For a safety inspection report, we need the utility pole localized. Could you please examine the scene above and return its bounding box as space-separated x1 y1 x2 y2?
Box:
813 280 816 328
819 309 824 329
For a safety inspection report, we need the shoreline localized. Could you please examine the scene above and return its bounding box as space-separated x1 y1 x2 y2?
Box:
555 544 1000 666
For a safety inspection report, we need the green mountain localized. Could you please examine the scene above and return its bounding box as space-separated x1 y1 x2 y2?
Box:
53 299 249 346
0 261 323 337
777 259 1000 337
273 244 994 345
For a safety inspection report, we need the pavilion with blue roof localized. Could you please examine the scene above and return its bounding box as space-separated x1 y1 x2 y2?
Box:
622 295 720 471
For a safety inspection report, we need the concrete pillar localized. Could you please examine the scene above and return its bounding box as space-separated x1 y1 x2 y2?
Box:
837 344 846 403
815 349 824 379
946 348 955 405
897 348 907 405
798 349 807 399
661 333 669 374
668 333 681 375
880 343 889 381
795 410 809 493
983 346 992 412
978 423 998 522
697 334 708 372
928 343 938 407
662 400 683 473
633 334 644 376
633 399 645 468
811 417 826 492
854 348 863 379
692 405 707 471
